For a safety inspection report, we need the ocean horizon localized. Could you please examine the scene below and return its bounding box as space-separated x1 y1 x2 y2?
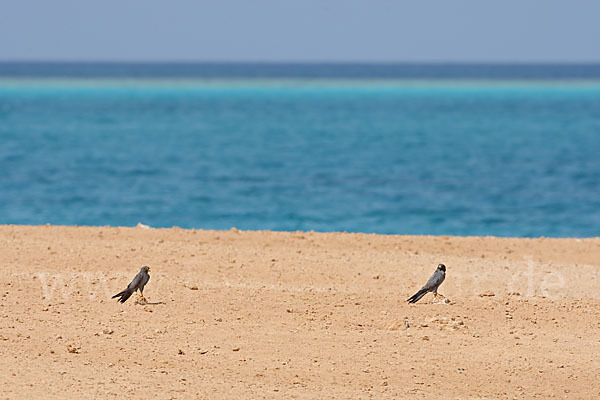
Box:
1 62 599 237
3 61 600 79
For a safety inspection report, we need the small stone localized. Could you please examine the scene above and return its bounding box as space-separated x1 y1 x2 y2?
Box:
66 344 80 354
232 347 240 352
102 328 114 335
178 349 185 355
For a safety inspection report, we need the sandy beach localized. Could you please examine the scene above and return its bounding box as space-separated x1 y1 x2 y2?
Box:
1 225 599 399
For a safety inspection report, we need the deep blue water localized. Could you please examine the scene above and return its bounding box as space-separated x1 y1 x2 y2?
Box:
1 63 599 237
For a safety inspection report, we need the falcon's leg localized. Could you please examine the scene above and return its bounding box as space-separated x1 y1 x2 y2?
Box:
134 289 147 305
433 291 445 299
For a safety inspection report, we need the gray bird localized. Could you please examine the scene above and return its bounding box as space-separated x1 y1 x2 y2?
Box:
407 263 446 303
112 266 151 303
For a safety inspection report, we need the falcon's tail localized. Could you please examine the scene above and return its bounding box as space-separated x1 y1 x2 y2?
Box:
112 288 133 303
407 288 428 304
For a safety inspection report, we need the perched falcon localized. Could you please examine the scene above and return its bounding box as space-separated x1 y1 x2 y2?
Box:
112 266 151 303
407 263 446 304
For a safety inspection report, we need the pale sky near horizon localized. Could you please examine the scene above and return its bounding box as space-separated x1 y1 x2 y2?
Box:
1 0 599 62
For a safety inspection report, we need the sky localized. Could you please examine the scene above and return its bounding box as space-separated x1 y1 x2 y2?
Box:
1 0 599 63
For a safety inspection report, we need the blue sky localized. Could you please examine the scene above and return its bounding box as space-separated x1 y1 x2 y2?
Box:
1 0 599 62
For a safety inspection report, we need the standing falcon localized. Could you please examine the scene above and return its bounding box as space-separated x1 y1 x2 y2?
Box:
112 266 151 303
407 263 446 303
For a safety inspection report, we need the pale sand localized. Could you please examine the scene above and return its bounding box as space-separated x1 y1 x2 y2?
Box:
1 225 599 398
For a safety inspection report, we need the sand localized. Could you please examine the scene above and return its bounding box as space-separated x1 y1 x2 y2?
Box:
1 225 599 399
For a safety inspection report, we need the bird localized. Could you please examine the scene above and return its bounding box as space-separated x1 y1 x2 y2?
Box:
407 263 446 304
112 266 151 303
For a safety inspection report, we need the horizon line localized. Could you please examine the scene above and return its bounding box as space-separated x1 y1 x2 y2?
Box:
2 60 600 66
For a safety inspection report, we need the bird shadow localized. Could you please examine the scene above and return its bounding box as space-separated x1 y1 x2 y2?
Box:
134 299 165 306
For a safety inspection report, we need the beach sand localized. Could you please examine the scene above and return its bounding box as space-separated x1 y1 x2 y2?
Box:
1 225 599 398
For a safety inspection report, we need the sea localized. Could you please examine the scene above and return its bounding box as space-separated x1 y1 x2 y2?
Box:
1 63 599 237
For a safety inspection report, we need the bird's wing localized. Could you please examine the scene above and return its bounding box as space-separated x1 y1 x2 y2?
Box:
139 273 150 290
127 272 144 290
421 270 444 291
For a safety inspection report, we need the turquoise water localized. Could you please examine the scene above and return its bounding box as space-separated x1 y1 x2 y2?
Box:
1 64 599 237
